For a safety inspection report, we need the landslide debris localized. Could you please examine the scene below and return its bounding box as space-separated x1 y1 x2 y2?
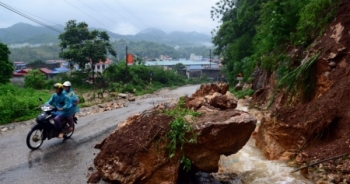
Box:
88 83 256 183
251 1 350 183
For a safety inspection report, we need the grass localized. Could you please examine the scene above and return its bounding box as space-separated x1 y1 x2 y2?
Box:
163 98 200 171
0 84 51 125
230 88 255 99
278 52 320 103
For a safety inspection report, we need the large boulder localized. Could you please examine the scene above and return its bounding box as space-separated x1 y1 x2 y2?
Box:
191 83 229 98
92 113 180 184
186 83 237 110
89 83 256 183
91 110 256 183
185 110 256 172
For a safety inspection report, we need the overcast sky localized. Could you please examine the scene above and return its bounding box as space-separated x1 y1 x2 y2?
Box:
0 0 219 35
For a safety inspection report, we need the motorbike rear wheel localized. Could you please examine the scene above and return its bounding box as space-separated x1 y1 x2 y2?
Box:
63 123 75 139
26 127 44 150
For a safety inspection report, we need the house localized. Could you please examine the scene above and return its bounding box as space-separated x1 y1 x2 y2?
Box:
91 59 113 73
12 68 52 79
26 61 60 70
145 60 219 70
52 67 70 74
186 65 203 78
13 61 27 70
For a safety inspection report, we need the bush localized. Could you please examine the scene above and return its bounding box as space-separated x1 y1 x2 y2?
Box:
0 84 51 124
24 69 46 89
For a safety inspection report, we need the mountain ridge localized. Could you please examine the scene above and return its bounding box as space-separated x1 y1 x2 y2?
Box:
0 22 211 46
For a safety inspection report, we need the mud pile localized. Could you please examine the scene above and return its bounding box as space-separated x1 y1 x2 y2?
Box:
252 1 350 183
88 83 256 184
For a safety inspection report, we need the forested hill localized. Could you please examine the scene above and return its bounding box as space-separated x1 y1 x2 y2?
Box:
212 0 342 83
9 40 212 62
0 23 211 46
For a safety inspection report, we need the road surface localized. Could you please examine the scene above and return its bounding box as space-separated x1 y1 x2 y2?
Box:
0 85 200 184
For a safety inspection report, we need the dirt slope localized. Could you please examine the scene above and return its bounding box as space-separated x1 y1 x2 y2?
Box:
254 0 350 163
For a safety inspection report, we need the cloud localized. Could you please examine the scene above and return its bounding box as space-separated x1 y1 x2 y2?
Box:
0 0 219 35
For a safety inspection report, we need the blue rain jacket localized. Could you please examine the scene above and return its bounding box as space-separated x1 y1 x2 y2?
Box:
46 92 74 117
63 88 80 113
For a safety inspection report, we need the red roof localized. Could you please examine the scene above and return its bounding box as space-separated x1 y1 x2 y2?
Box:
40 68 52 74
95 58 113 66
13 68 52 77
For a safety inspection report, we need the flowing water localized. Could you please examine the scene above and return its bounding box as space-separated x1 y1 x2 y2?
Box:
216 102 312 184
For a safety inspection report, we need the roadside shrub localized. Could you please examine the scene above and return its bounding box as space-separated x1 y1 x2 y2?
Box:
24 69 46 89
0 84 51 124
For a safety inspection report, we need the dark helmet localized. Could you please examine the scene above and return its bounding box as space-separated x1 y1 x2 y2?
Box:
53 83 64 89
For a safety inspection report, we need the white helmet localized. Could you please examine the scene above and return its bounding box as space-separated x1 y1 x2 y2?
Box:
63 81 71 87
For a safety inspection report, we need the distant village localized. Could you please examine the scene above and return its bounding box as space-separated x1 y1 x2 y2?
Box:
11 53 223 86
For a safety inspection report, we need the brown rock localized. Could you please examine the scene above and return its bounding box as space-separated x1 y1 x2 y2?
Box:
128 96 136 101
185 110 256 172
204 92 222 104
185 97 204 110
208 95 237 110
225 91 238 101
191 83 229 98
91 109 256 183
92 113 178 184
87 171 101 183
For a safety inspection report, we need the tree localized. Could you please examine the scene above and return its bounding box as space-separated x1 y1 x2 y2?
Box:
24 69 46 89
173 63 185 71
58 20 117 84
0 42 14 84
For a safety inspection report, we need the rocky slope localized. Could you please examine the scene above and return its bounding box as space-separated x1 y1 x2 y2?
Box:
251 1 350 183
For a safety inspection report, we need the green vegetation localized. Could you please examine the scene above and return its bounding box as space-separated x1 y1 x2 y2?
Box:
0 84 51 124
231 89 255 99
0 42 14 84
278 53 320 102
59 20 117 84
103 62 188 94
9 41 213 63
212 0 341 91
24 69 47 89
163 98 200 171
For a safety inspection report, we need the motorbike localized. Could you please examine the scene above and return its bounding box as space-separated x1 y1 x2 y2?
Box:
26 98 78 150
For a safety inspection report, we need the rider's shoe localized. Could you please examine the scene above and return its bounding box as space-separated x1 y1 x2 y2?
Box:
58 133 64 139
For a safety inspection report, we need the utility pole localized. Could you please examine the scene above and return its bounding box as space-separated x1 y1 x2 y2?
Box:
125 46 128 81
209 49 212 69
126 46 128 70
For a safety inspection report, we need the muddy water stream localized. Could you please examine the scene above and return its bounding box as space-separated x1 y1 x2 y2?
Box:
217 100 312 184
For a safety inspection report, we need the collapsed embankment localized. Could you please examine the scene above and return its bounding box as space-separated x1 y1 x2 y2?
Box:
251 1 350 182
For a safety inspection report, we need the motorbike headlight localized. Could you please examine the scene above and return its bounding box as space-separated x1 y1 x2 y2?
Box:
41 106 53 111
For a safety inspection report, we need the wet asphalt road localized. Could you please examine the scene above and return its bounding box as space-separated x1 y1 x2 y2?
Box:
0 85 200 184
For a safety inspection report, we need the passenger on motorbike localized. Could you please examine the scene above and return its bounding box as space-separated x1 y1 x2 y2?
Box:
46 83 74 138
63 81 79 131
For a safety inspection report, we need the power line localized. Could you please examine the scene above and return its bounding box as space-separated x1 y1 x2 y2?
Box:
100 0 162 39
63 0 113 31
0 29 27 39
98 0 141 34
0 1 62 33
77 0 137 35
16 8 64 28
112 0 167 41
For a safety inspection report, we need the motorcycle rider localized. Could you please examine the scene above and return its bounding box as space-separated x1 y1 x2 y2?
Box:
63 81 79 131
46 83 74 138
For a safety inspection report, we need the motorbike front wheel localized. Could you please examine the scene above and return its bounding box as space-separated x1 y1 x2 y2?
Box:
26 127 44 150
